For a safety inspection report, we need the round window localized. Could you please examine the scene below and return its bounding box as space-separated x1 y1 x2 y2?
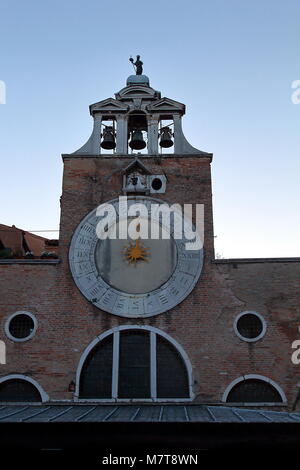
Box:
151 178 163 191
234 311 266 342
5 312 37 342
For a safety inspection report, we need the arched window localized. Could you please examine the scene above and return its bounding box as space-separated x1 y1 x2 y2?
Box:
0 378 42 402
78 327 191 400
223 375 286 403
156 335 189 399
80 334 113 399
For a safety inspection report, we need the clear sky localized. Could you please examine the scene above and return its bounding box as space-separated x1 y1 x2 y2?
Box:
0 0 299 258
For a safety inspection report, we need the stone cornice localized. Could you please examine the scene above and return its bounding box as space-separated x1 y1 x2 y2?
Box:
214 257 300 264
62 153 213 161
0 259 61 265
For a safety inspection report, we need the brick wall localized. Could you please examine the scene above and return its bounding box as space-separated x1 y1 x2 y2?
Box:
0 155 299 409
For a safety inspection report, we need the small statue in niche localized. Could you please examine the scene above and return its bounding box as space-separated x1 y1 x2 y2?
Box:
124 171 147 192
129 55 143 75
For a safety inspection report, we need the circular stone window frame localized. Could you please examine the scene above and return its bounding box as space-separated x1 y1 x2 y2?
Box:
233 310 266 343
5 311 37 343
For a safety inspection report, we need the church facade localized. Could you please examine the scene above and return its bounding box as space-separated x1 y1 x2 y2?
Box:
1 67 299 410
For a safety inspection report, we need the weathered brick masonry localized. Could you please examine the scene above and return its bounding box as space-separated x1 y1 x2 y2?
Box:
1 153 299 409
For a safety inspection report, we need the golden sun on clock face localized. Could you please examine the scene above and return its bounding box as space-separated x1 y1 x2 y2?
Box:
123 239 149 265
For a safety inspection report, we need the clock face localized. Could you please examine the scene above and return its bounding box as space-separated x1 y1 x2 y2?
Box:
69 197 203 318
95 221 177 294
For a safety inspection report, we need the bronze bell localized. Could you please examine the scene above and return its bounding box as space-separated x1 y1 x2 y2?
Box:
129 130 146 150
159 127 173 148
101 126 116 150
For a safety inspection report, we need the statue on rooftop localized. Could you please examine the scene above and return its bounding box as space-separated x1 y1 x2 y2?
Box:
129 55 143 75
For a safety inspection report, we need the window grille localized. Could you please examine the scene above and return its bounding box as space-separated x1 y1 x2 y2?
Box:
79 335 113 399
237 313 263 339
227 379 282 403
0 379 41 402
118 331 150 398
157 335 189 398
79 329 190 400
9 314 34 339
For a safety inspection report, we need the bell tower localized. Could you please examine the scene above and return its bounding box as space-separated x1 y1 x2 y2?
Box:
60 57 215 277
60 56 214 268
57 57 215 399
72 63 208 157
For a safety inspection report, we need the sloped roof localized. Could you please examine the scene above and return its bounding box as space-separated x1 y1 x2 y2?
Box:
0 224 23 252
0 224 49 255
0 404 299 423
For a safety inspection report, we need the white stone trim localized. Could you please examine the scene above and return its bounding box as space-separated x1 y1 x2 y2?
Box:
0 341 6 365
233 310 266 343
0 374 49 402
222 374 287 403
150 331 157 399
116 115 128 154
4 311 37 343
112 331 120 399
74 325 194 402
76 398 192 403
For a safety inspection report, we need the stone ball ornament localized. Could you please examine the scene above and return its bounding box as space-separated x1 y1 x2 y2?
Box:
69 197 204 318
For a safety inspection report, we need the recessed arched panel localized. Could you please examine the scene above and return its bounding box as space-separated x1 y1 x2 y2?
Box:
0 378 42 402
226 378 284 403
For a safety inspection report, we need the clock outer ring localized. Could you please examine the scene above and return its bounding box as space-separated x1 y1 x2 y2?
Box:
69 196 204 318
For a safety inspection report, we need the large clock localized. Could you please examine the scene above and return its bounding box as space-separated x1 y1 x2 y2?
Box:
69 197 203 318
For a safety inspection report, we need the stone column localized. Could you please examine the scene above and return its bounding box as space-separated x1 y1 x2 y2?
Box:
147 114 159 155
116 115 128 154
92 115 102 155
173 114 184 154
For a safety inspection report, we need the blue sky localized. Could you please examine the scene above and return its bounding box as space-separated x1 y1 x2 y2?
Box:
0 0 299 258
